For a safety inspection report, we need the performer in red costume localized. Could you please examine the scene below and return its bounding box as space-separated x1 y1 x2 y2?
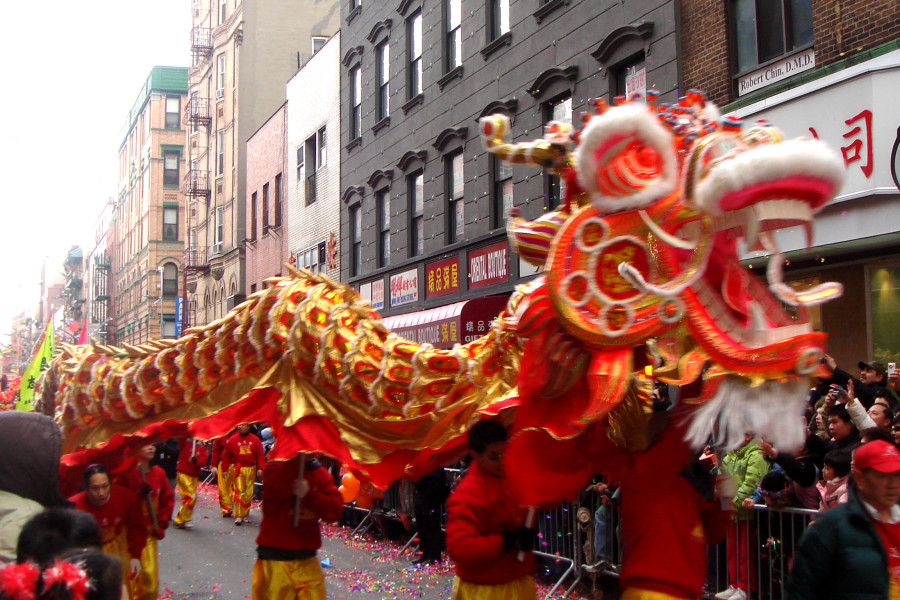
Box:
251 453 344 600
222 423 265 525
446 420 536 600
70 464 146 600
210 433 234 517
609 405 733 600
173 438 210 530
116 444 174 600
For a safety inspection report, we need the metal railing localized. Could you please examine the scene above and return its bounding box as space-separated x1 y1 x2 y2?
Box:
336 472 820 599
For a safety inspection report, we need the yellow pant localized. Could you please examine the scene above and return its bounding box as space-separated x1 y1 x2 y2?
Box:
451 575 536 600
102 531 135 600
232 464 257 519
134 534 159 600
174 473 198 525
251 556 326 600
218 462 234 515
621 589 687 600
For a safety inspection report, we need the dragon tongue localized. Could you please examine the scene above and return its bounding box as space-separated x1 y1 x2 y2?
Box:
721 262 749 317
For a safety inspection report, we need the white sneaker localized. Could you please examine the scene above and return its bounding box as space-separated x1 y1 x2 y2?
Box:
714 587 738 600
730 589 748 600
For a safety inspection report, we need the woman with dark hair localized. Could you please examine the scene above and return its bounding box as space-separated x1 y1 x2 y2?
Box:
0 413 70 564
69 466 145 600
0 548 124 600
16 508 102 567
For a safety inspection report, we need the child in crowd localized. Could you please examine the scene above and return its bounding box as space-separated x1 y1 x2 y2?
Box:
816 450 850 511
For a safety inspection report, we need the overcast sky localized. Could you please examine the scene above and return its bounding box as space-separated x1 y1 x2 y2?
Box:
0 0 190 344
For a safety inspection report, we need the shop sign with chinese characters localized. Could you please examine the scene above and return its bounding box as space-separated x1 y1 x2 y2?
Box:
426 256 460 299
390 268 419 307
358 279 385 311
733 54 899 199
468 241 508 289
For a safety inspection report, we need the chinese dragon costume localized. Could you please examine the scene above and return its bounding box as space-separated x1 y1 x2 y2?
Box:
37 89 845 578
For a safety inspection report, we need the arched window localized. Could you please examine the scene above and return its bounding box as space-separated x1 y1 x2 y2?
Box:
204 292 211 324
162 263 178 297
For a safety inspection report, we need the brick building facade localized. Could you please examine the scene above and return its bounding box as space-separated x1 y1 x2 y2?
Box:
245 103 288 293
286 32 342 283
679 0 900 366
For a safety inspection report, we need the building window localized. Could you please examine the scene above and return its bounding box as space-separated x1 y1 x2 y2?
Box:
377 41 390 120
544 95 572 207
165 97 180 129
350 66 362 140
350 0 360 8
162 315 177 339
409 171 424 257
376 189 390 267
408 12 423 98
613 55 646 98
447 152 464 243
305 134 318 205
296 146 304 184
732 0 813 74
216 130 225 176
162 263 178 297
251 192 258 240
491 155 513 229
312 36 328 54
163 152 179 186
163 206 179 241
218 0 227 25
445 0 462 71
350 205 362 277
298 243 325 272
214 207 224 251
262 183 270 232
216 54 226 98
317 127 326 168
274 173 283 228
489 0 510 40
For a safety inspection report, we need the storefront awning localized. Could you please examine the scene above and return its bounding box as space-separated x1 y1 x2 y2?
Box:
380 295 509 349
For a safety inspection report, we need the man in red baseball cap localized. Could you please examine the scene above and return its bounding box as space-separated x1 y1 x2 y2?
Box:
787 440 900 599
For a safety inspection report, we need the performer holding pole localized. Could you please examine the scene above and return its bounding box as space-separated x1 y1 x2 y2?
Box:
252 453 343 600
174 438 210 530
446 420 537 600
117 444 174 600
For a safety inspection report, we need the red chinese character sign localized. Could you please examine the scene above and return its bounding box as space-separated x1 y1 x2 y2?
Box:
425 257 460 299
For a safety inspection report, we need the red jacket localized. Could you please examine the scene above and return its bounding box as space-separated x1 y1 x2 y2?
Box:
255 456 343 553
176 439 210 478
222 431 265 471
446 462 534 584
116 466 175 533
71 485 147 559
612 409 732 598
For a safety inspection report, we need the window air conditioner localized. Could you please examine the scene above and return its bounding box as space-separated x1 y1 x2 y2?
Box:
213 242 223 254
216 88 224 99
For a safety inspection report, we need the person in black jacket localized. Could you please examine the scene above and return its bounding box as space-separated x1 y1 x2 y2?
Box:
787 440 900 600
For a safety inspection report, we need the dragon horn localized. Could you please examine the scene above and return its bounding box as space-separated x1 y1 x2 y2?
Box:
480 114 570 169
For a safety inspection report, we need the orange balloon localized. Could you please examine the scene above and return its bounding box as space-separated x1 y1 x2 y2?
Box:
341 473 360 496
339 485 355 503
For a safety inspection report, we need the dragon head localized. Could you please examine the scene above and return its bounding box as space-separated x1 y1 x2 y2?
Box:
482 90 846 449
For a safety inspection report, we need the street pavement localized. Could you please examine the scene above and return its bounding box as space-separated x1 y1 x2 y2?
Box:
157 484 457 600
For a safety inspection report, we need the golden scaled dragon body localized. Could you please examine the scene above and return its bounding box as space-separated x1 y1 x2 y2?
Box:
38 90 846 484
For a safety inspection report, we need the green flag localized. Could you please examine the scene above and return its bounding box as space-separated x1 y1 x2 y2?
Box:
17 320 54 412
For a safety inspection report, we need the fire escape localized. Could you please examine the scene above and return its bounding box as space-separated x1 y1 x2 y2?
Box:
93 254 111 343
183 19 215 331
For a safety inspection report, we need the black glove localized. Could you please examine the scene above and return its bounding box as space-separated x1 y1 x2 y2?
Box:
139 484 152 497
502 527 537 552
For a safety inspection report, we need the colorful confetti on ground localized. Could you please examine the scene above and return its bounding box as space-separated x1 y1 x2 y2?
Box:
159 482 596 600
